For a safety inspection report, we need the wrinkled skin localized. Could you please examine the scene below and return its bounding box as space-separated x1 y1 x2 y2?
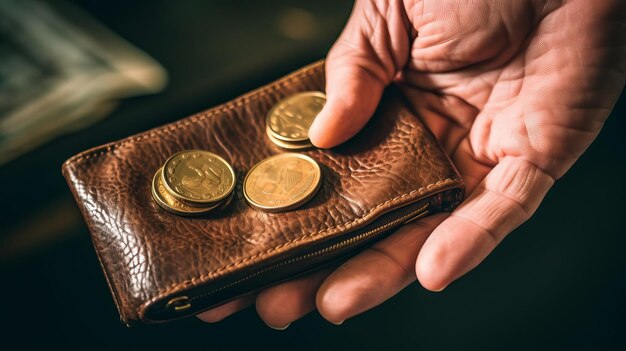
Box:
199 0 625 328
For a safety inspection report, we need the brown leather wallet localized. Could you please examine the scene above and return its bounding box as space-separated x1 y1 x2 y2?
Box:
62 61 464 325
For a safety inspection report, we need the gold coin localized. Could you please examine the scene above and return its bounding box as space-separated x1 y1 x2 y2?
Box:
162 150 236 205
267 91 326 142
266 128 313 150
152 168 223 216
243 153 322 212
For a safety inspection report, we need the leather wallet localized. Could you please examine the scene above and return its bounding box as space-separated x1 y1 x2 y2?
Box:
62 61 464 325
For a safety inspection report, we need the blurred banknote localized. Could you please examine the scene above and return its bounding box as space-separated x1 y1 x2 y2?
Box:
0 0 167 165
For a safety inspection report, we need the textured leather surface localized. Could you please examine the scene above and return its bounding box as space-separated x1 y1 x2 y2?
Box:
62 61 464 325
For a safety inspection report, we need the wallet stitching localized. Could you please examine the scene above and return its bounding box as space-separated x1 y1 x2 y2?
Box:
63 63 324 168
139 176 462 319
188 202 433 304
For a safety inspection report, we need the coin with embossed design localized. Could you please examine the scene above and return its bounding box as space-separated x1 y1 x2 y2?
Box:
243 153 322 212
162 150 236 205
152 168 225 216
266 91 326 142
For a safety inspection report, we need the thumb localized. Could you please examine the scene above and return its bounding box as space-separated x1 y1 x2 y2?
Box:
308 60 386 148
308 0 410 148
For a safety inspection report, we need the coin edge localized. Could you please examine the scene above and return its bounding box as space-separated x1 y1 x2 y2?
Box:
266 91 326 142
152 168 223 216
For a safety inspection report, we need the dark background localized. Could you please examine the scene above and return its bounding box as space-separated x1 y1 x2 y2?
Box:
1 1 625 350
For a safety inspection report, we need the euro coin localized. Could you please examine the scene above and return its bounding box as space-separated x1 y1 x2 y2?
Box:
162 150 236 206
152 168 223 216
243 153 322 212
266 91 326 142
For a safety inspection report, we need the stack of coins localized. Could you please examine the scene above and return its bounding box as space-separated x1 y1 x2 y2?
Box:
151 150 236 216
266 91 326 149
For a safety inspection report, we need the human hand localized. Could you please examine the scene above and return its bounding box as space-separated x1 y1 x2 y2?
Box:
199 0 625 328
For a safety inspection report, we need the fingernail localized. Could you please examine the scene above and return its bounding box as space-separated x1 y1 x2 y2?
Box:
266 322 291 331
308 107 330 147
308 120 321 143
330 320 344 326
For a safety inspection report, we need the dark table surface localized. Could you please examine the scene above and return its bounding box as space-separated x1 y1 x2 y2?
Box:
1 1 625 350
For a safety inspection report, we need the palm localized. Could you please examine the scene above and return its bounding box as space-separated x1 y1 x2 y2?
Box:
399 0 617 193
199 0 625 327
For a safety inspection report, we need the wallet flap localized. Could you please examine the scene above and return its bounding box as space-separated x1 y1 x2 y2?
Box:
62 61 464 324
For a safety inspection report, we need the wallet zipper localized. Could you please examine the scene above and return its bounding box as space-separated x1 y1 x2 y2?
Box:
161 201 431 316
277 202 431 265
